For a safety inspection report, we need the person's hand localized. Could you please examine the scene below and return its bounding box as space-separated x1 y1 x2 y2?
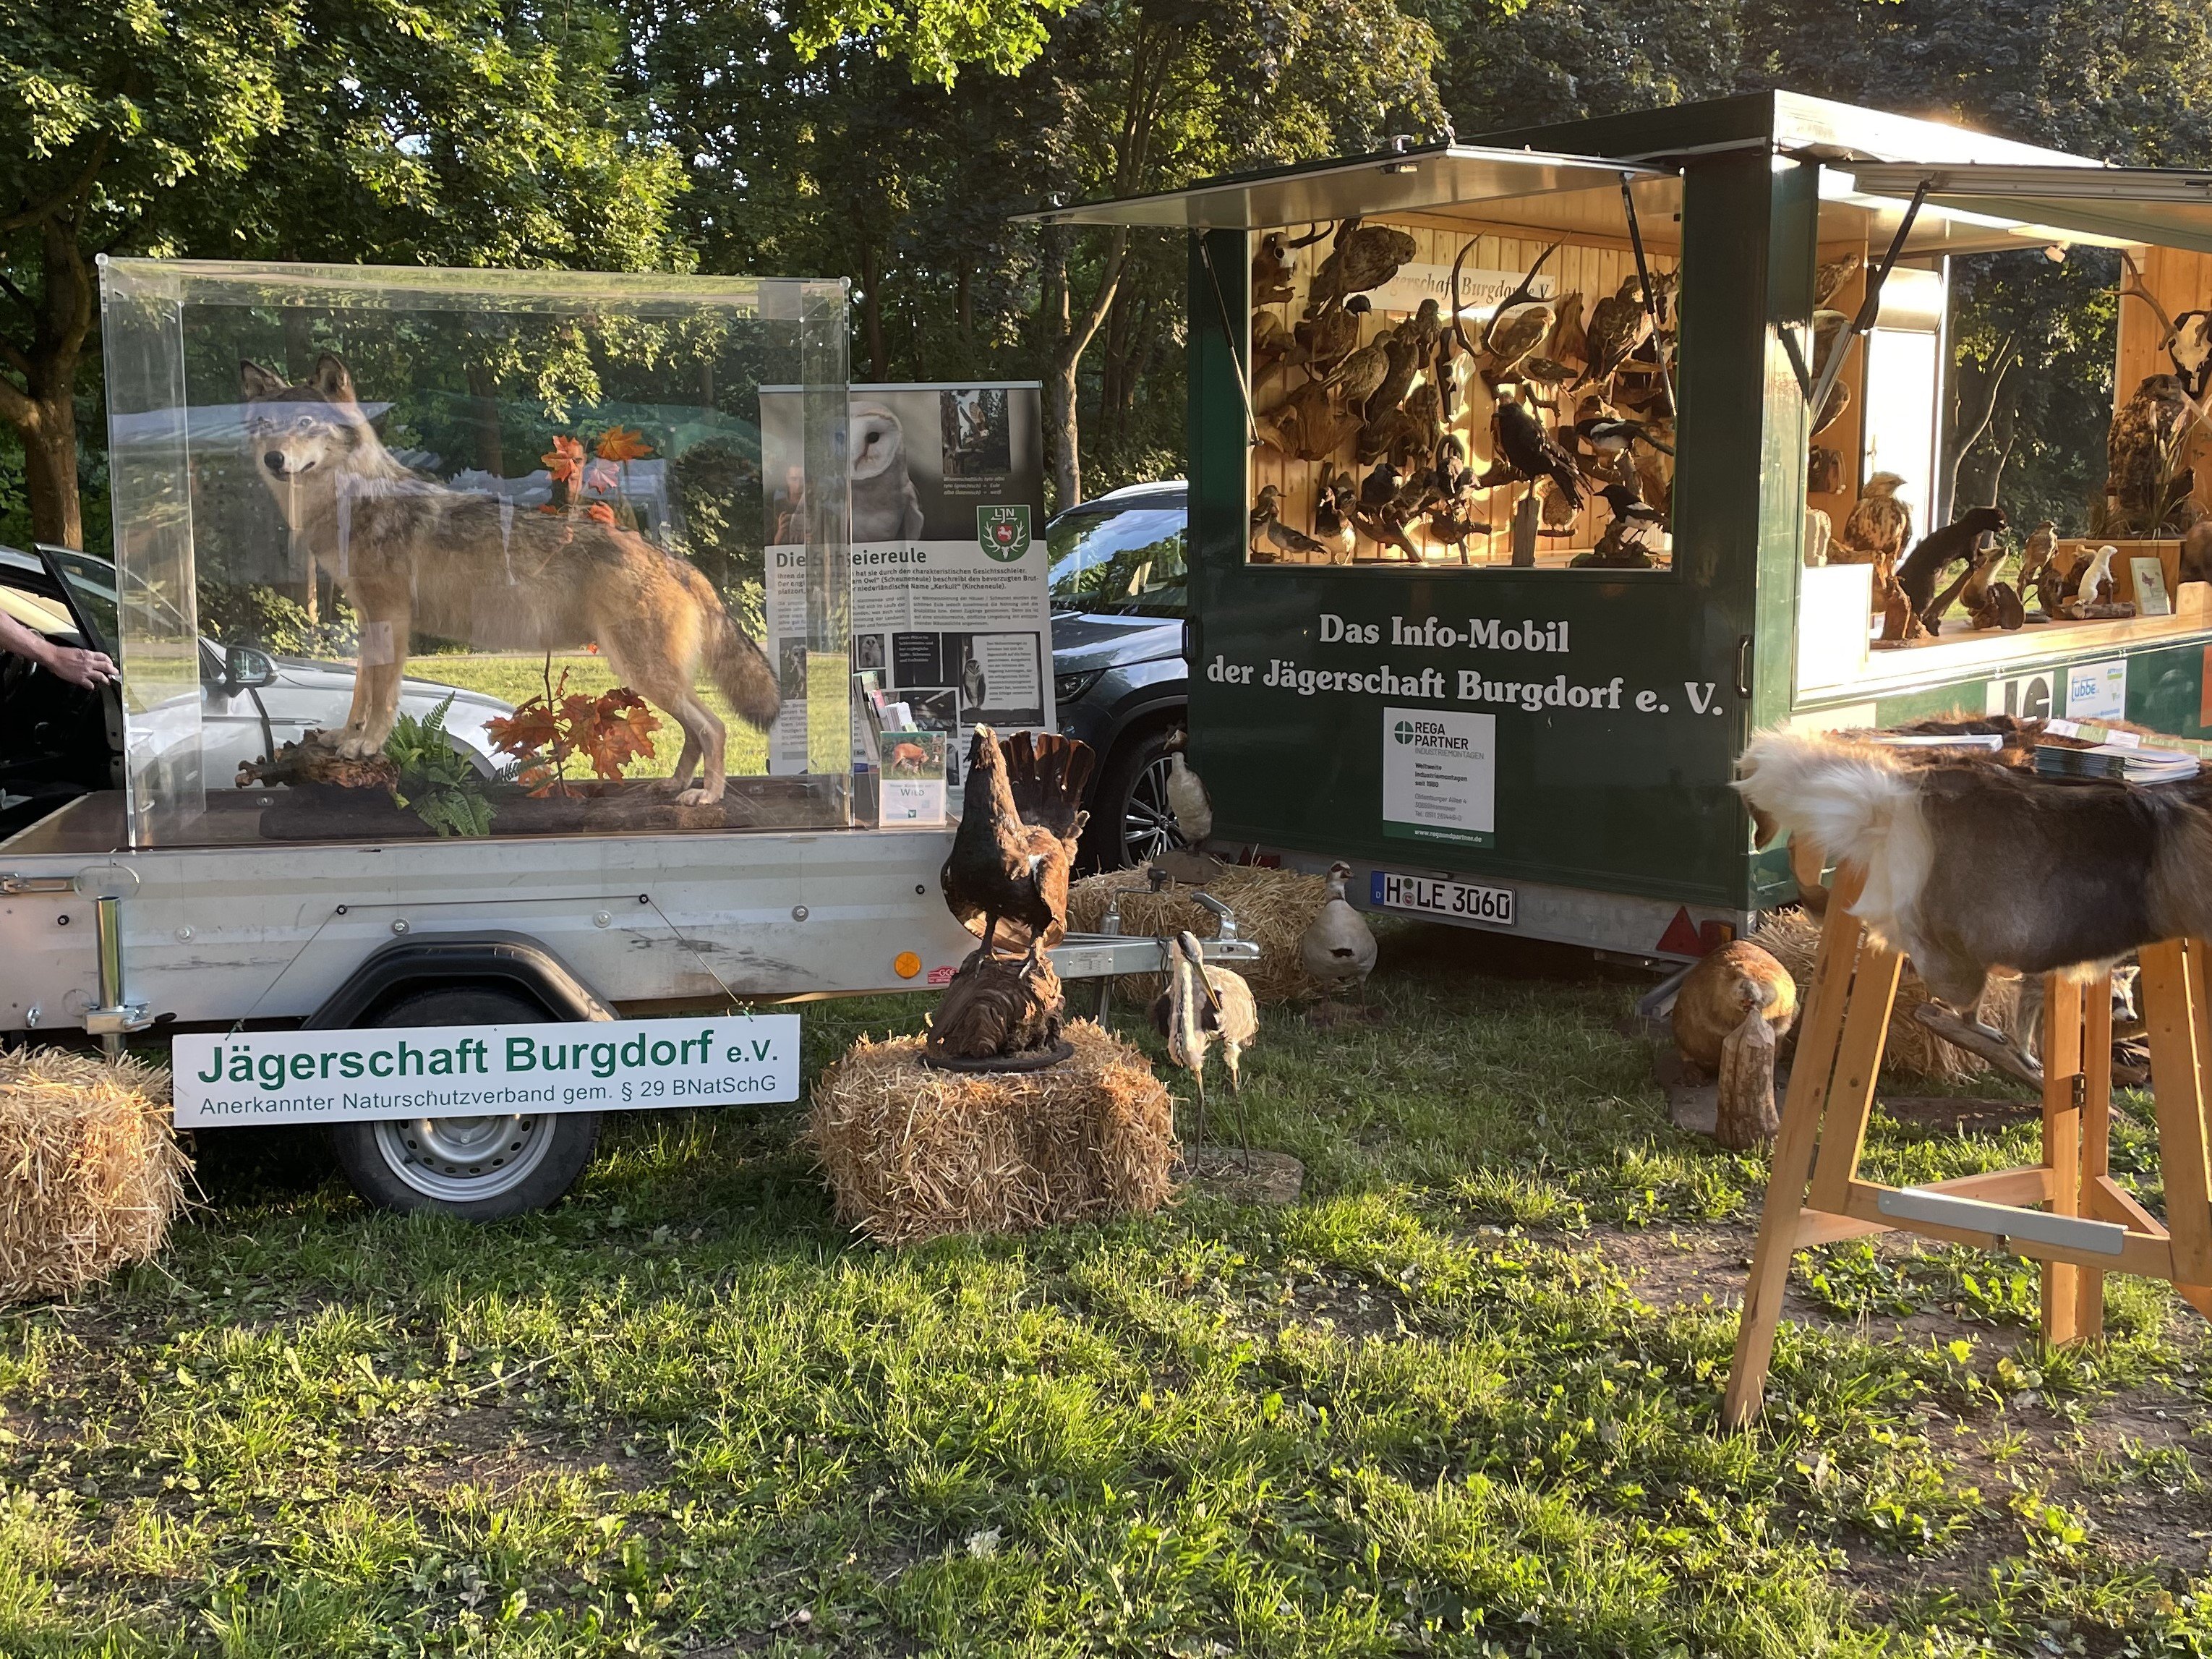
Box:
38 643 118 688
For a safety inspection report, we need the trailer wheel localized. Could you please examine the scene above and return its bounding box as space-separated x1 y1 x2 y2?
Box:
327 986 600 1221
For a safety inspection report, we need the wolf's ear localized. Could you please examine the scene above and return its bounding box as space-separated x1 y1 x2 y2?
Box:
240 361 288 400
310 353 357 406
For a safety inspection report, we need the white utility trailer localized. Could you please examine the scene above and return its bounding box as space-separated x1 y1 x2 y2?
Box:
0 260 1252 1219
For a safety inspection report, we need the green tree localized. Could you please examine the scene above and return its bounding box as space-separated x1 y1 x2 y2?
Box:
1 0 684 550
1 1 288 549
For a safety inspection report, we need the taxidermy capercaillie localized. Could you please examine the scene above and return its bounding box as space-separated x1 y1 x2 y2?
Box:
1671 942 1798 1150
939 725 1092 960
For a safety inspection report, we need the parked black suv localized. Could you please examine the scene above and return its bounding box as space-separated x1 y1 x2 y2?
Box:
1047 481 1192 867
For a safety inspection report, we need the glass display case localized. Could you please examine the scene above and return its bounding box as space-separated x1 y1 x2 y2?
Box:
98 258 851 848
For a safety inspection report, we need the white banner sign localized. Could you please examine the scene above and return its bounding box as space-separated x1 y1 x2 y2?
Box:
171 1015 801 1127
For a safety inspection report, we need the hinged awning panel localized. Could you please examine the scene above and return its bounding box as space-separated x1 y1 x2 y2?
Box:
1845 163 2212 254
1020 145 1673 231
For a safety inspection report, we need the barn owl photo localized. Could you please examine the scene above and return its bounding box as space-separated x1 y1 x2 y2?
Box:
849 403 926 540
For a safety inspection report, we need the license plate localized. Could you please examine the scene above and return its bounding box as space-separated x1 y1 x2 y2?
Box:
1370 871 1515 926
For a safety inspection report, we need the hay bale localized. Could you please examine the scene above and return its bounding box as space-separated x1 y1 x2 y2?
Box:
0 1047 189 1304
1751 910 2021 1083
809 1020 1175 1246
1064 866 1334 1004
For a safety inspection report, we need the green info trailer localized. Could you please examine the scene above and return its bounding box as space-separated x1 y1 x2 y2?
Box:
1033 90 2212 960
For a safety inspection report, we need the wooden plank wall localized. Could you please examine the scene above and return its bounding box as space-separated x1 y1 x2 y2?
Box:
2117 243 2212 524
1807 240 1871 545
1249 214 1678 566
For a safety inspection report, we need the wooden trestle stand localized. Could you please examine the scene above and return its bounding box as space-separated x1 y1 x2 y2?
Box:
1723 858 2212 1428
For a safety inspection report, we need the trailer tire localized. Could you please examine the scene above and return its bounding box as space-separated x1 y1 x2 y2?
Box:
327 986 600 1221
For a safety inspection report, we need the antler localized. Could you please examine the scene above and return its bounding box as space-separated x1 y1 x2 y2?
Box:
2120 250 2182 354
1477 243 1562 358
1284 221 1332 250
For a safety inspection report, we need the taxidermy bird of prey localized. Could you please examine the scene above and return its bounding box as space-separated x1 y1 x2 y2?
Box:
939 726 1093 960
1491 398 1584 511
1579 276 1655 387
1814 250 1863 307
1838 472 1914 570
2108 372 2194 534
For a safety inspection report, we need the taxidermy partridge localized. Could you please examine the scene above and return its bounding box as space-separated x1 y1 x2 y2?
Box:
1300 861 1379 1021
939 725 1093 961
1672 941 1798 1151
1152 930 1260 1148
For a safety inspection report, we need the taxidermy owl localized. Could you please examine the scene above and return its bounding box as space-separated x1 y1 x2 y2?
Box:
849 404 925 541
2107 373 2194 537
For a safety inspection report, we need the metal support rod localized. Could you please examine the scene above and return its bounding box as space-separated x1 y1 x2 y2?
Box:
1198 234 1263 444
95 896 125 1059
1618 173 1676 418
1808 178 1930 425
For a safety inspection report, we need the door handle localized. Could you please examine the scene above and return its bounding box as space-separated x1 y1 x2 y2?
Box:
1734 634 1753 699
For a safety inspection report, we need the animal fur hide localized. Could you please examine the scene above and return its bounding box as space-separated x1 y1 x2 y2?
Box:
1736 726 2212 1011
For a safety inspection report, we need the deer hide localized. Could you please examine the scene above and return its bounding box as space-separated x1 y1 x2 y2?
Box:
1735 729 2212 1010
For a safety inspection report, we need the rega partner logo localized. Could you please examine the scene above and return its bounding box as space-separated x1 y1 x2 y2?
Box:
1398 718 1469 751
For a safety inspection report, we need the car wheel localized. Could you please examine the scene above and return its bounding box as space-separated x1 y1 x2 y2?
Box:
326 986 600 1221
1090 725 1189 869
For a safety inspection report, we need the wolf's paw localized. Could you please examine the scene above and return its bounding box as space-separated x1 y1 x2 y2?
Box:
335 733 380 760
673 786 722 808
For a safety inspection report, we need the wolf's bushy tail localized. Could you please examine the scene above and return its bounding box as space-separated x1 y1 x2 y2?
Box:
1735 728 1917 869
707 606 784 730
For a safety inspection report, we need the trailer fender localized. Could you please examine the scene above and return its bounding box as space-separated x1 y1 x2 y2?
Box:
306 933 616 1031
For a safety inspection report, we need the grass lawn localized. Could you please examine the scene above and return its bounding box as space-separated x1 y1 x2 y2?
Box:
6 926 2212 1656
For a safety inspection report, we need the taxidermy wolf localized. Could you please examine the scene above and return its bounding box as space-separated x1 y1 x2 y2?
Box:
240 354 780 803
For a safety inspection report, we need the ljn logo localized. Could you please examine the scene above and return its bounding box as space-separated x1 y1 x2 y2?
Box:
1393 720 1415 744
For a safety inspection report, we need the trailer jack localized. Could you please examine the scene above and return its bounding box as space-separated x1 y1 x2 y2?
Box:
84 896 151 1058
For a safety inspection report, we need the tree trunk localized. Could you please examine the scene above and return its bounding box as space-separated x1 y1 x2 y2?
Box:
0 212 99 550
1041 226 1127 510
860 242 887 382
17 400 81 550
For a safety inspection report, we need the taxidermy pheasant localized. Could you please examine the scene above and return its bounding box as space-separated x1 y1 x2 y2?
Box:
940 726 1094 960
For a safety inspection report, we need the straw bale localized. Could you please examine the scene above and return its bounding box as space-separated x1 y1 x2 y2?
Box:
0 1047 189 1304
1751 910 2022 1083
808 1020 1175 1246
1064 866 1335 1004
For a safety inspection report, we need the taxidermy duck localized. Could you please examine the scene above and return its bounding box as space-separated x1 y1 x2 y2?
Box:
1671 941 1798 1151
1164 730 1213 845
1291 294 1370 371
1250 486 1329 562
1312 470 1357 565
939 726 1093 962
1151 929 1260 1147
1300 861 1379 1021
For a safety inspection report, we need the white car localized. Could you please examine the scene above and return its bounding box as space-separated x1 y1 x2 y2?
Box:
1 543 508 836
